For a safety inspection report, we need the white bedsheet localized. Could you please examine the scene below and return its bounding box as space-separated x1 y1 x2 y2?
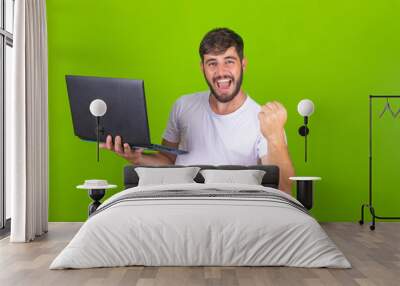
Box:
50 183 351 269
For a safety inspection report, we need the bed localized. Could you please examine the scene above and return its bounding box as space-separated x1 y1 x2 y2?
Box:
50 165 351 269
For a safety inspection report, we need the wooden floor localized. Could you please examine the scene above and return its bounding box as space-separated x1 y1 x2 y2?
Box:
0 222 399 286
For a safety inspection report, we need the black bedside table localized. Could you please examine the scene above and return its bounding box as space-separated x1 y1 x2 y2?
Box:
77 180 117 216
289 176 321 210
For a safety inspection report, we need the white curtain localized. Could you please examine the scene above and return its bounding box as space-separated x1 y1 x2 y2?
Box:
8 0 49 242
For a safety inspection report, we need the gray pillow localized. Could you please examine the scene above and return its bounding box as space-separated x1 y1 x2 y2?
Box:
200 169 266 185
135 167 201 186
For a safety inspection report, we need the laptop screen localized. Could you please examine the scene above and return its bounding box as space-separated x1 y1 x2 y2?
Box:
66 75 151 146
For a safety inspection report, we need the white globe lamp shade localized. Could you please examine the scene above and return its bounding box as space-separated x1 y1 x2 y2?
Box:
297 99 314 117
89 99 107 117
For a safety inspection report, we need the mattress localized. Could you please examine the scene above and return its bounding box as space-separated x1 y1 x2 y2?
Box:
50 183 351 269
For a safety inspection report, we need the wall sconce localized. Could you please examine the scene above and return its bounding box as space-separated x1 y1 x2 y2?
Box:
89 99 107 162
297 99 314 162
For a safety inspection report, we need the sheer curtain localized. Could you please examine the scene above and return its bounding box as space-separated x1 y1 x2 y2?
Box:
8 0 48 242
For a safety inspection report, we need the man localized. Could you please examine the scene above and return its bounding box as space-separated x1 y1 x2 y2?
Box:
100 28 295 194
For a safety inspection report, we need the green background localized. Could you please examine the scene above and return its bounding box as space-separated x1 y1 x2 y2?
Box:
46 0 400 222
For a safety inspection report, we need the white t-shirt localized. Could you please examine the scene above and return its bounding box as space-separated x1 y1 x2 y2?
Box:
163 91 268 165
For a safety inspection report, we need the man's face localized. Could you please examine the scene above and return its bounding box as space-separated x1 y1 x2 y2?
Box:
201 46 247 103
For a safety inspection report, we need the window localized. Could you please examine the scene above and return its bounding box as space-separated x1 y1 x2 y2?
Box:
0 0 14 231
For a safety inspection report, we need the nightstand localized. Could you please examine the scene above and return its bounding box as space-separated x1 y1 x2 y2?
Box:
77 180 117 216
289 177 321 210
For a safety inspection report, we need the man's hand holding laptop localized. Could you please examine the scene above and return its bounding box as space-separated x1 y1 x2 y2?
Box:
100 135 177 165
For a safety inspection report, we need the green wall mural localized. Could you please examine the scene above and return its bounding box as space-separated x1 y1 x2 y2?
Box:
47 0 400 221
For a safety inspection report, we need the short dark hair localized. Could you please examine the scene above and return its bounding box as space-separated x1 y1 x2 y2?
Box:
199 28 244 62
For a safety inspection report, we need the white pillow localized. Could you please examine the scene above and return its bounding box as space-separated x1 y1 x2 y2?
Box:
200 169 266 185
135 167 201 186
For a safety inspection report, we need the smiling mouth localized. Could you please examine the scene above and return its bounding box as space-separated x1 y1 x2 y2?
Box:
215 78 232 90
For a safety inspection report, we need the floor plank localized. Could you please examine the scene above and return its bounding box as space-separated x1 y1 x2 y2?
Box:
0 222 399 286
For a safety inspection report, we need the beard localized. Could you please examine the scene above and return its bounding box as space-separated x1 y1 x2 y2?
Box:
204 68 243 103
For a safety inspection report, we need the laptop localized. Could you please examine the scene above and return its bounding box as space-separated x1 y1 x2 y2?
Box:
66 75 188 155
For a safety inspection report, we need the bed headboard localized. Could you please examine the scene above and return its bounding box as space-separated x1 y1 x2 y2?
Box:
123 165 280 189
